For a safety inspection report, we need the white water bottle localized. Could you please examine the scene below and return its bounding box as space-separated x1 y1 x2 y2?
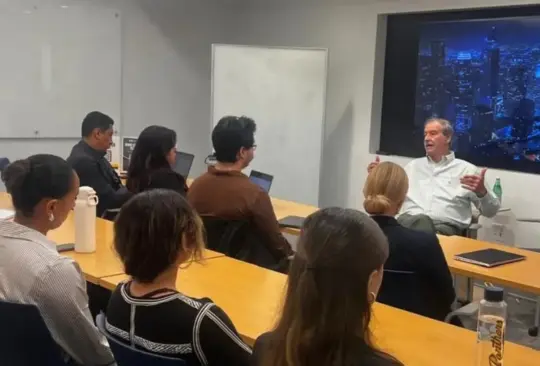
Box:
74 186 99 253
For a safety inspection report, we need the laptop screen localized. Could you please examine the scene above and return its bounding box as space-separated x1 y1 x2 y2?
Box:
174 152 195 179
249 170 273 193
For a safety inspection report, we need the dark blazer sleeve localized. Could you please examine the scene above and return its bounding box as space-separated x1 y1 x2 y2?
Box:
419 234 456 308
72 157 131 213
146 170 188 196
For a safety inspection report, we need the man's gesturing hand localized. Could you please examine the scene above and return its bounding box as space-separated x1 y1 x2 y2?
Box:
460 168 488 197
367 156 380 174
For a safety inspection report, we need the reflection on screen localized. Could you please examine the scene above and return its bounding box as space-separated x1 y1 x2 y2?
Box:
250 176 272 192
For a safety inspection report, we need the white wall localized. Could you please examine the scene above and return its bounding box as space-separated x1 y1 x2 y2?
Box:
0 0 236 177
2 0 540 247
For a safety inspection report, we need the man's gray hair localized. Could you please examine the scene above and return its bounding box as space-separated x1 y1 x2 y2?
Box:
425 117 454 138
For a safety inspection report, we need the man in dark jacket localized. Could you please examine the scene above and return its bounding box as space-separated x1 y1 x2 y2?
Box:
67 111 131 217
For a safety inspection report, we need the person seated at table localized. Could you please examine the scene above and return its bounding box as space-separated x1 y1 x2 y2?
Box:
0 154 115 366
188 116 293 267
367 118 500 236
67 111 131 217
251 207 402 366
363 161 456 322
106 189 251 365
126 125 187 195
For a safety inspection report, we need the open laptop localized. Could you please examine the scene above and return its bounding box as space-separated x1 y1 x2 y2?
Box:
249 170 273 193
174 152 195 179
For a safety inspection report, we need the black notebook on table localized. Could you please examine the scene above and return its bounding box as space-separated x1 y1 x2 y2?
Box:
454 248 525 268
278 216 305 229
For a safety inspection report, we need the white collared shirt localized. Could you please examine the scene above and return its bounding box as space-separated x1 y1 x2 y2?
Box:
400 152 501 228
0 220 115 365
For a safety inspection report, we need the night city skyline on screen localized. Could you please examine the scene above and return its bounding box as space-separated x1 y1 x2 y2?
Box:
415 17 540 167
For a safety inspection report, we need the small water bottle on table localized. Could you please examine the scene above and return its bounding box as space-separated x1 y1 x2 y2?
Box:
476 287 507 366
493 177 503 205
74 186 99 253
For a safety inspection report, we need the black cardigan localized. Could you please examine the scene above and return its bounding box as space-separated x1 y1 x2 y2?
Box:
128 168 188 196
371 215 456 322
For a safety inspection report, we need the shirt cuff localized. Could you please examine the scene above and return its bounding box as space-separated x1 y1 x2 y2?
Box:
479 190 501 213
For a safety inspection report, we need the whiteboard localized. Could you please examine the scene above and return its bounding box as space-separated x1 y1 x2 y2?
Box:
211 44 328 206
0 6 121 138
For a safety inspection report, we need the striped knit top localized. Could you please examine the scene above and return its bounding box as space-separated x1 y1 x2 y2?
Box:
105 281 251 365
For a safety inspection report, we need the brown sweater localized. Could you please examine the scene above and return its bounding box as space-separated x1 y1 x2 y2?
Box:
188 169 293 258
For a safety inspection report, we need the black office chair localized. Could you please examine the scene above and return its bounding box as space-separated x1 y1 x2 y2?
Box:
378 269 467 327
96 313 187 366
0 301 66 366
0 157 10 174
201 215 288 272
101 208 121 221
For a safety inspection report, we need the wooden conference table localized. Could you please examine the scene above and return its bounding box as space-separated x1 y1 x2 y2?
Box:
1 192 539 363
99 255 540 366
4 190 540 295
269 196 540 332
0 193 224 283
438 235 540 295
269 195 540 296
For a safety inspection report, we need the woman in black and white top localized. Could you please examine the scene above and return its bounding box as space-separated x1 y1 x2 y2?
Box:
106 189 251 365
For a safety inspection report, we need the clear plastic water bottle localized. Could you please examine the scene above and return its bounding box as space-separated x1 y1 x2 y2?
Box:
493 178 502 205
476 287 507 366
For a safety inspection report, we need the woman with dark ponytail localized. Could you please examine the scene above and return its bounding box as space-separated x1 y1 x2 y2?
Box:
364 161 456 322
251 208 402 366
0 154 115 365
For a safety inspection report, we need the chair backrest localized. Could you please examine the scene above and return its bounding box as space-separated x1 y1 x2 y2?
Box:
201 216 249 255
0 301 66 366
96 313 187 366
378 269 420 309
201 215 286 272
101 208 121 221
0 157 10 173
379 269 450 321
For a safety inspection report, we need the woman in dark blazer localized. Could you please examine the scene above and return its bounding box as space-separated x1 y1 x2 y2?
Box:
363 162 456 322
126 125 187 196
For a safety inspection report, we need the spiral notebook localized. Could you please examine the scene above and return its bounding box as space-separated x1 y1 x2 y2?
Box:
454 248 525 268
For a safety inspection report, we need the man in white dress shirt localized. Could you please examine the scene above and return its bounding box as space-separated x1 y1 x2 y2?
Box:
368 118 501 235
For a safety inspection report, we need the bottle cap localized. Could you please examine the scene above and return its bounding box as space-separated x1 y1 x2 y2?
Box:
484 287 504 302
77 186 97 199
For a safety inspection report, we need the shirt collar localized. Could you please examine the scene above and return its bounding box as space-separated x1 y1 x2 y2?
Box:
0 220 57 252
427 151 455 165
370 215 399 227
79 140 107 160
208 166 248 178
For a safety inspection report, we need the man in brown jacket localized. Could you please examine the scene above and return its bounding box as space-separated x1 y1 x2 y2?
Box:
188 116 293 265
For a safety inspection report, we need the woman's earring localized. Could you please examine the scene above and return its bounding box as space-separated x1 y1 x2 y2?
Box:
48 213 55 222
368 291 377 305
